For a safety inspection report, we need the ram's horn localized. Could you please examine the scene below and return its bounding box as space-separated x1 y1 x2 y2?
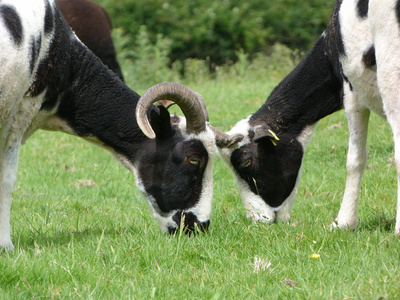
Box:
156 97 209 122
136 82 207 139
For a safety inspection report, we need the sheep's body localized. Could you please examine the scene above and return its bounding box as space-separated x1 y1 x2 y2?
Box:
217 0 400 234
0 0 52 249
370 0 400 234
336 0 400 233
56 0 124 80
334 0 379 230
0 0 215 250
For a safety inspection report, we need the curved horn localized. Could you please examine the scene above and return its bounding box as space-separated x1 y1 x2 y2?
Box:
157 99 209 122
136 82 207 139
209 125 244 148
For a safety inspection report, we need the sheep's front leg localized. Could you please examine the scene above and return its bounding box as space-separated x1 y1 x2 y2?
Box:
381 102 400 235
335 87 370 230
382 106 400 235
396 175 400 235
369 0 400 235
0 144 21 251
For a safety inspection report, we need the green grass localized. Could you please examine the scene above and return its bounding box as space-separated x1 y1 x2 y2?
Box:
1 54 400 299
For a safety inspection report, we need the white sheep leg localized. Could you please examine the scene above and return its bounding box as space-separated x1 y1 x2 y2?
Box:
383 117 400 235
382 86 400 233
383 90 400 235
396 178 400 235
384 122 400 235
369 0 400 235
335 87 370 230
0 142 20 251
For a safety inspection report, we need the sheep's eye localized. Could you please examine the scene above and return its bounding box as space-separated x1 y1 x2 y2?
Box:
188 157 201 165
241 159 252 168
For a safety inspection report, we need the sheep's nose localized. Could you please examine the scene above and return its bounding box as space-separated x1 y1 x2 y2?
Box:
195 220 210 232
168 211 210 234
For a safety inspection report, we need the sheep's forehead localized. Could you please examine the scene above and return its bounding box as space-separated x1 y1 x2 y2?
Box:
171 115 216 152
227 116 252 147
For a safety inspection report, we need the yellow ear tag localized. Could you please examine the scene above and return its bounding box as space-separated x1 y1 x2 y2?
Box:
268 129 280 141
269 138 277 146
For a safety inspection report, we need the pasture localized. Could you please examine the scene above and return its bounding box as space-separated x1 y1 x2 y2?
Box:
1 44 399 299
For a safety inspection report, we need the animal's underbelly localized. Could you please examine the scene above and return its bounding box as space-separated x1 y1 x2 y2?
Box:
360 94 386 119
0 94 47 148
345 67 386 119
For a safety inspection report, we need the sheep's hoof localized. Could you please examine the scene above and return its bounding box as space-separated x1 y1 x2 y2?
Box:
0 241 15 252
329 220 356 232
328 221 339 231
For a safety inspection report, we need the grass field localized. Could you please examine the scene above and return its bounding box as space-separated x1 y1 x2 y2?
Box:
1 50 400 299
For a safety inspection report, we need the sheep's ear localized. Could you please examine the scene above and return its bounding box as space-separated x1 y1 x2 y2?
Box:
170 112 181 128
150 106 172 139
253 124 279 146
156 100 183 130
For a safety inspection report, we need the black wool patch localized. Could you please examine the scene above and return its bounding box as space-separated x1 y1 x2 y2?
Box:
29 35 42 75
357 0 369 19
336 16 346 57
362 46 376 69
396 0 400 27
44 0 54 34
0 5 23 46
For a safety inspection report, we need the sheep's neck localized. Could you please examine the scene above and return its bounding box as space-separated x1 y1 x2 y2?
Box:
49 42 147 158
250 35 344 136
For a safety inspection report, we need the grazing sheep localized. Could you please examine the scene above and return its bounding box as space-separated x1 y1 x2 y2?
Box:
0 0 216 250
213 0 400 234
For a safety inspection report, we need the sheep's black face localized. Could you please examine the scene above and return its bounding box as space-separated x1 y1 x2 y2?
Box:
133 109 215 234
218 118 305 223
231 137 303 203
136 138 214 233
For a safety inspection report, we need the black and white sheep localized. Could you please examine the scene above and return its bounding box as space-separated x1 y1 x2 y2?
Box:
0 0 216 250
214 0 400 234
56 0 124 80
